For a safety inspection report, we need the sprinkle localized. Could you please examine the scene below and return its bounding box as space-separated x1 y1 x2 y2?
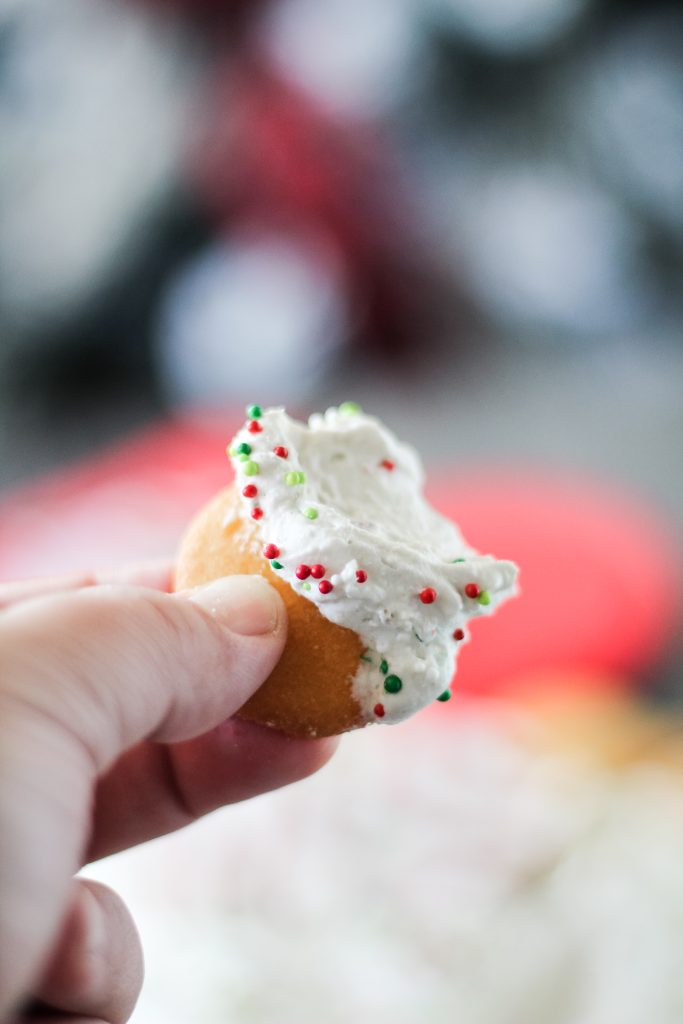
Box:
239 453 250 462
246 405 262 419
384 675 403 694
263 543 280 559
374 703 385 718
251 507 264 520
380 459 395 471
270 560 283 570
296 564 311 580
242 484 258 498
339 401 362 415
419 587 437 604
318 580 333 595
477 590 491 606
243 461 260 476
273 446 288 458
236 442 252 456
303 507 318 520
227 445 238 457
310 564 325 579
285 471 305 486
452 558 466 563
247 420 263 434
465 583 480 599
380 659 389 675
360 654 373 663
355 569 368 583
437 690 452 702
453 628 465 641
302 582 311 592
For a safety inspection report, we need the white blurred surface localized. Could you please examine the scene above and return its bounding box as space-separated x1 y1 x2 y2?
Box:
84 708 683 1024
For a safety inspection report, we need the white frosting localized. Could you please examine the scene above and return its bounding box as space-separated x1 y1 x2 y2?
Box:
228 405 518 725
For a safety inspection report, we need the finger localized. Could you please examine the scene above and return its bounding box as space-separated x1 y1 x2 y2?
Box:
0 559 174 611
32 878 142 1024
0 576 285 1018
89 721 339 859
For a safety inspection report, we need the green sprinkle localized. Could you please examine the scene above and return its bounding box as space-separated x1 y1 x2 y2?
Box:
302 582 311 592
384 675 402 694
437 690 452 702
285 471 305 486
477 590 491 606
360 654 373 664
239 453 250 462
339 401 362 416
246 405 262 419
228 445 239 457
243 461 260 476
451 558 466 563
237 442 252 455
303 507 318 520
270 560 283 570
380 659 389 675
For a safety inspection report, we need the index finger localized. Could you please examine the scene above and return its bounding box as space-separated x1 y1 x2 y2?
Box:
0 559 175 611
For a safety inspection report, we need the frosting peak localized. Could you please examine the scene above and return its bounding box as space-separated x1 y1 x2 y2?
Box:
228 404 518 725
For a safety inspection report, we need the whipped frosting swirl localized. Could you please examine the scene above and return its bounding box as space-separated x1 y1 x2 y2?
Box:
228 404 518 725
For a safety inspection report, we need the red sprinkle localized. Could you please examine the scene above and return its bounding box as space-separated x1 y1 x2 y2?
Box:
380 459 395 471
310 564 326 579
273 446 288 458
251 507 264 520
318 580 333 595
356 570 368 583
453 628 465 641
465 583 480 599
242 484 258 498
247 420 263 433
295 564 311 580
419 587 437 604
374 703 386 718
263 543 280 559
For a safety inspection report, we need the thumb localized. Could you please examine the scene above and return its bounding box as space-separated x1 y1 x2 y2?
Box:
0 574 285 1019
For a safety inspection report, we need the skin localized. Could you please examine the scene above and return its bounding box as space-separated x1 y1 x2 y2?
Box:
0 562 338 1023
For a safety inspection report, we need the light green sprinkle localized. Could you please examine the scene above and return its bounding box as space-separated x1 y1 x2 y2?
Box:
339 401 362 415
246 405 262 419
380 659 389 675
303 507 318 520
302 582 311 592
270 560 283 570
437 690 452 702
239 453 250 462
228 445 239 457
285 471 305 486
236 442 252 455
477 590 491 606
243 461 260 476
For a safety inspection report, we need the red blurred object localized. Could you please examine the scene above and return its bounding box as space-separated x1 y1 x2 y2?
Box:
428 472 682 695
0 420 680 697
193 58 443 353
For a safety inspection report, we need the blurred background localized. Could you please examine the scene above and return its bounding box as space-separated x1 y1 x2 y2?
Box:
1 0 683 1021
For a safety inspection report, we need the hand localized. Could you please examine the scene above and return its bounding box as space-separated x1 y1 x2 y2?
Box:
0 563 337 1023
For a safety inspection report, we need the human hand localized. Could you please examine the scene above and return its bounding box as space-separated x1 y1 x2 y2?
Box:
0 563 337 1023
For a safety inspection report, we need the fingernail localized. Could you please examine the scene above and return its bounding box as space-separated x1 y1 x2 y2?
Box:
189 575 280 636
